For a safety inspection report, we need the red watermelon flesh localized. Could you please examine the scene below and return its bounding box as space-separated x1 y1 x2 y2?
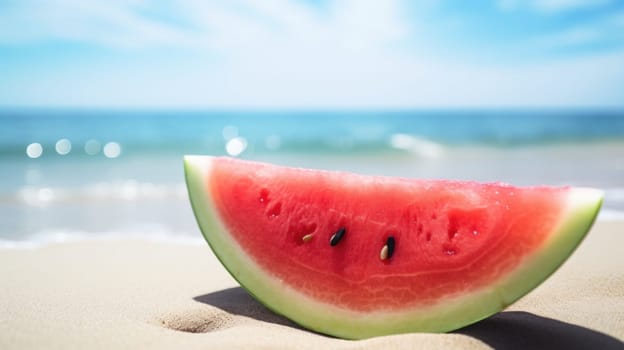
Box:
184 156 602 338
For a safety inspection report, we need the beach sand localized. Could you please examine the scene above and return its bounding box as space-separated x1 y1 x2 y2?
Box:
1 221 622 350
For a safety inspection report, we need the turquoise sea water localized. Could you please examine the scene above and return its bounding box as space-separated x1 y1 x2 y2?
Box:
1 109 623 247
3 109 624 156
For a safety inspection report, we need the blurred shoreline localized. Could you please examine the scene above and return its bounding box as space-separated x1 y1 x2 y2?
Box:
1 109 623 247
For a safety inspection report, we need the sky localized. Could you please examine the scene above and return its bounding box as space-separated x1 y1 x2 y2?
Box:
1 0 623 109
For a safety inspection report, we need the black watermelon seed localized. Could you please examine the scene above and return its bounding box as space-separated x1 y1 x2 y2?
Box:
330 227 346 246
386 236 396 258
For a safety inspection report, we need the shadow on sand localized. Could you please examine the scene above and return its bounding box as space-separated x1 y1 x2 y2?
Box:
194 287 623 349
193 286 302 329
456 311 623 350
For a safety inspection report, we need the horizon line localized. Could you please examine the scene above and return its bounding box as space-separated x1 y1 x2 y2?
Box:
2 105 624 113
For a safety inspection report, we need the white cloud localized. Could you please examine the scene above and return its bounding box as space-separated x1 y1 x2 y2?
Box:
0 0 195 48
0 0 412 52
0 0 623 108
6 44 622 108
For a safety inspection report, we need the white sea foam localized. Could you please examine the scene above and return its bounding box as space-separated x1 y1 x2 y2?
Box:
0 227 204 250
13 181 187 206
604 187 624 202
598 188 624 221
2 182 623 249
2 206 622 250
597 208 624 222
388 133 445 158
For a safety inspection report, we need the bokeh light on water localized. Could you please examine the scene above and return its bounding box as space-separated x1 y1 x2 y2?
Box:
0 1 622 248
1 110 624 245
226 137 248 157
103 142 122 158
55 138 72 155
26 143 43 158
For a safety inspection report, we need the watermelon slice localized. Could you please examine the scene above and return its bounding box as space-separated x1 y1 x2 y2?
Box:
184 155 602 339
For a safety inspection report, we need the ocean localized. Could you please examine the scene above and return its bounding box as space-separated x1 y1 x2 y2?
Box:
1 109 623 248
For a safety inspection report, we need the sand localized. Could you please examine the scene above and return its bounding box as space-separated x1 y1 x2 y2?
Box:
1 221 623 350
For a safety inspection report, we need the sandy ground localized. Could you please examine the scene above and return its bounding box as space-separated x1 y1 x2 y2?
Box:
1 221 622 350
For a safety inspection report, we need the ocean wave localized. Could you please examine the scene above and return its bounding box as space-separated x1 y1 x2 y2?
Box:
9 181 187 206
6 182 624 208
3 110 624 155
0 227 204 250
2 205 621 250
388 133 446 158
597 208 624 222
604 187 624 202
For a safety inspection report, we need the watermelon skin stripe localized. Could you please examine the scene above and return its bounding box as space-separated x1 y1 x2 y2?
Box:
184 155 603 339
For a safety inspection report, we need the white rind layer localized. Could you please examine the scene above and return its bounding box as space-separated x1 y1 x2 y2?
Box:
184 155 603 339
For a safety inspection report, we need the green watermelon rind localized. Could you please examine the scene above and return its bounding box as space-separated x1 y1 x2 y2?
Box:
183 155 603 339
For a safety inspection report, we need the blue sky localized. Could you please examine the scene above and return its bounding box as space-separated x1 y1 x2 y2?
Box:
1 0 623 108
